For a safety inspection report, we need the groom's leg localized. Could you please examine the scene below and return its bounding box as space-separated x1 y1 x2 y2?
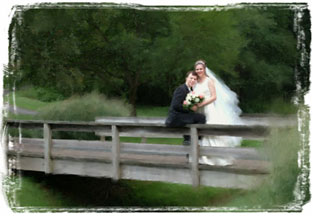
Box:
193 113 206 124
191 113 206 140
179 112 206 145
183 135 190 145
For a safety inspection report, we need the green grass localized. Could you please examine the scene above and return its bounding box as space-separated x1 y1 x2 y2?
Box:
6 171 243 210
123 180 243 207
136 105 169 117
240 140 263 148
5 174 75 209
4 91 50 111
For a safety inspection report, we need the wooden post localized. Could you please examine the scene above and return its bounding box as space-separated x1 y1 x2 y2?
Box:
141 137 147 143
44 123 53 174
100 136 106 142
3 125 9 174
190 126 200 187
112 125 121 180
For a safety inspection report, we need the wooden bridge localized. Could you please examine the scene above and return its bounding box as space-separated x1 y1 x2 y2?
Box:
3 115 296 189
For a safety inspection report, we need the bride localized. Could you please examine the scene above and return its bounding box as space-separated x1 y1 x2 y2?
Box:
193 59 243 166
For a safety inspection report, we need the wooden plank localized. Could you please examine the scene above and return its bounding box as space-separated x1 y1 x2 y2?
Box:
5 121 43 129
118 126 190 137
195 124 269 138
11 156 268 189
190 127 199 187
5 114 295 131
111 125 121 180
5 119 270 139
199 146 265 160
96 116 165 124
96 124 269 138
2 125 9 173
7 145 270 175
11 137 265 160
44 123 53 174
96 115 297 126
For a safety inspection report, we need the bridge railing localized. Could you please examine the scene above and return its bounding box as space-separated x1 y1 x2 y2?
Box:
3 118 277 188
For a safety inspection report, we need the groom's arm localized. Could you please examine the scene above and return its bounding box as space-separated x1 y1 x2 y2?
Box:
172 87 189 113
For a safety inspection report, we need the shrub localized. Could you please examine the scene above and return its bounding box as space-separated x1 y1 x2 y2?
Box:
228 125 303 209
35 87 65 102
17 86 38 99
35 92 131 139
36 92 131 121
12 86 65 102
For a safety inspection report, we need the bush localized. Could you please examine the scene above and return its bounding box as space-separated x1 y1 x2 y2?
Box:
35 87 65 102
17 86 38 99
36 92 131 121
35 92 131 139
13 86 65 102
228 125 303 209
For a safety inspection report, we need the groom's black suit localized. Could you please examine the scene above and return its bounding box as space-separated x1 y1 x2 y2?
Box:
165 84 206 127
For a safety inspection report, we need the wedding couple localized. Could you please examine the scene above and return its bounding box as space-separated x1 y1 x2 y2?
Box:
165 60 243 166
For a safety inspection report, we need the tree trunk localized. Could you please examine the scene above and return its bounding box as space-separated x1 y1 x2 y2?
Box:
128 71 140 117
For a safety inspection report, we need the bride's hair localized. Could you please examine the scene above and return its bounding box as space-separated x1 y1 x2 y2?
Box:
195 59 209 77
195 59 206 68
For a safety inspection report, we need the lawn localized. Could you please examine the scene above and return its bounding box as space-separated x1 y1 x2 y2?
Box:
4 91 49 111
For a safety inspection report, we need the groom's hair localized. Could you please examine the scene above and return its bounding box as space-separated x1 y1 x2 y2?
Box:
186 70 198 78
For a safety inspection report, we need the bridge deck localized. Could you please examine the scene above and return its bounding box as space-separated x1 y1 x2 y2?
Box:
8 138 270 174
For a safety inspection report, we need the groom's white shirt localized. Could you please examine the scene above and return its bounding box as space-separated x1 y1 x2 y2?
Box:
185 83 192 92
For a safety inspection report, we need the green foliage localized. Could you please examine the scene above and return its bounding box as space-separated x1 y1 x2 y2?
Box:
15 86 38 99
242 96 298 114
36 92 131 121
35 92 131 139
7 5 309 114
233 7 299 110
35 87 65 102
228 126 301 209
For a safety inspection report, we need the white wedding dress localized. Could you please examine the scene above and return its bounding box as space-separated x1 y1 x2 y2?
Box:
194 68 243 166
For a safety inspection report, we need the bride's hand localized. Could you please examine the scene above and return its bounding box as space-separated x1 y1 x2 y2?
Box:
191 105 198 112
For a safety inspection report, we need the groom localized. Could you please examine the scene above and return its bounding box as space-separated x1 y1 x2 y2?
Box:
165 71 206 145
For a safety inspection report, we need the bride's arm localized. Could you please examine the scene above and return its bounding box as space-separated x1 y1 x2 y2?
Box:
198 79 216 107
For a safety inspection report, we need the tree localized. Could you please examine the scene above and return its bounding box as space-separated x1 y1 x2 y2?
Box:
232 7 298 112
7 5 305 114
143 10 246 105
100 9 171 115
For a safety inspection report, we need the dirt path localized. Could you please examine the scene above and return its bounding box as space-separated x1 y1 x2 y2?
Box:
3 103 38 115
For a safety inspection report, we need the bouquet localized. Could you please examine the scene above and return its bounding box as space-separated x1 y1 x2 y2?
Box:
183 92 204 110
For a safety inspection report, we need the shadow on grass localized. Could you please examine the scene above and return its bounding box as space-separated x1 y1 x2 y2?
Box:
7 170 244 211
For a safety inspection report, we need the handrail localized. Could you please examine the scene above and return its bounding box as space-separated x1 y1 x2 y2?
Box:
4 118 272 187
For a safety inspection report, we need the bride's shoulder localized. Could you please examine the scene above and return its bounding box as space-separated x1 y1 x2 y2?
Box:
206 77 215 85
